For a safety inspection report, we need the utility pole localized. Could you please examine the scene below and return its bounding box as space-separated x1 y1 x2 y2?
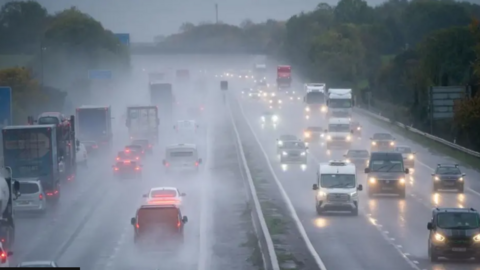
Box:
215 3 218 24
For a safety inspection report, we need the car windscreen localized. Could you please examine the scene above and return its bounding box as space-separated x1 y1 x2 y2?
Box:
169 151 194 158
151 189 177 198
126 145 142 151
369 160 404 172
280 135 296 141
372 133 393 140
328 124 350 132
395 147 411 153
347 150 369 158
19 182 40 194
320 174 355 188
437 212 480 229
138 208 179 225
38 116 59 125
436 167 461 175
283 141 305 149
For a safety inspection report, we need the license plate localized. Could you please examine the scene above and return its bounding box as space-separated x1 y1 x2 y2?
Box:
452 247 467 252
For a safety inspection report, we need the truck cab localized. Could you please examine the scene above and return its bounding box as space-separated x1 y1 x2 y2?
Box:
304 83 327 119
327 88 353 119
324 118 353 149
312 160 362 215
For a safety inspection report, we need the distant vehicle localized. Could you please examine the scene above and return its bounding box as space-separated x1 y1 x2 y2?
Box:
131 139 153 154
75 106 113 151
125 144 145 157
327 89 353 119
344 149 369 167
313 160 362 215
268 97 282 109
17 260 58 267
427 207 480 262
112 160 142 180
0 242 13 267
395 145 415 169
365 152 409 198
431 164 465 193
351 120 361 136
237 70 252 79
130 204 188 244
253 63 267 82
261 111 279 127
276 135 298 153
143 187 186 207
163 144 202 172
116 151 140 162
243 88 261 99
303 126 324 143
174 120 199 140
304 83 327 119
324 118 352 149
126 106 159 143
370 133 396 151
149 83 173 119
279 140 308 166
276 65 291 89
75 142 88 166
14 180 47 214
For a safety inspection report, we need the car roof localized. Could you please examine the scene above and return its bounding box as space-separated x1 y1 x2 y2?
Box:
437 163 458 167
139 204 179 210
150 187 178 192
306 126 322 130
347 149 369 153
280 134 296 138
328 118 350 124
373 132 392 136
18 261 54 266
126 144 142 148
132 138 149 142
166 143 197 150
319 161 356 174
395 145 411 149
433 207 477 214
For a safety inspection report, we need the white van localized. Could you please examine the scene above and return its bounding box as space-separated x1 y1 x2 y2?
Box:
312 160 363 215
163 144 202 172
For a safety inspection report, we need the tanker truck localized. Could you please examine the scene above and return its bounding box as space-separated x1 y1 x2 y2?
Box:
0 167 20 249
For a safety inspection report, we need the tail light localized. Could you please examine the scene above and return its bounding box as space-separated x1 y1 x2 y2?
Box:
125 149 130 153
114 167 119 171
142 151 145 154
116 157 120 161
148 144 152 148
135 223 139 229
39 193 43 200
136 157 139 160
46 190 59 196
1 251 6 263
195 162 199 166
165 162 170 167
135 167 140 171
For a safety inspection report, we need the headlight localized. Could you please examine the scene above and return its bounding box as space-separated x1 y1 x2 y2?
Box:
473 234 480 242
263 93 267 96
278 100 282 104
459 177 463 181
369 177 376 184
304 132 310 137
372 141 377 145
305 107 310 112
346 136 351 141
269 100 272 103
278 140 283 145
434 233 445 242
272 115 278 121
327 135 332 141
261 116 265 121
399 178 405 184
271 93 275 97
345 159 350 163
408 154 414 160
249 93 252 96
321 106 327 112
390 142 395 146
282 151 287 156
300 152 306 156
357 126 361 130
318 191 326 197
434 176 439 181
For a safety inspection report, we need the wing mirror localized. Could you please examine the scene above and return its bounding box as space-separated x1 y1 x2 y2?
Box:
76 140 80 147
130 217 136 225
405 168 410 174
427 222 433 230
357 184 363 191
364 168 370 173
142 194 148 198
182 216 188 223
198 158 203 164
312 184 319 190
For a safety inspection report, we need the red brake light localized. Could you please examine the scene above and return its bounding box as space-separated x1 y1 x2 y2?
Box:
165 162 170 167
177 220 181 227
125 149 130 153
114 167 119 171
136 223 139 229
124 160 131 164
135 167 140 170
195 162 199 166
39 194 43 200
116 157 120 161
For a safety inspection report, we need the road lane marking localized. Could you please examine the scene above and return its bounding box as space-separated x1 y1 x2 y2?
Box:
234 95 327 270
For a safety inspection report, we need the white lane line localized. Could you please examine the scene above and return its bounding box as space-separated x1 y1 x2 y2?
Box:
234 96 327 270
198 95 213 270
228 96 280 270
103 226 129 270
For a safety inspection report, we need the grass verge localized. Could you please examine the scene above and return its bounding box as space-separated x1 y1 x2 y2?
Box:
358 110 480 169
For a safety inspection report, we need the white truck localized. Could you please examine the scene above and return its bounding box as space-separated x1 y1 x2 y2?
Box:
126 106 159 143
327 88 353 119
324 118 353 149
303 83 327 119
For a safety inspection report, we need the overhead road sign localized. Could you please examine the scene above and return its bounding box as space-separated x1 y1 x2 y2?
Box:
114 33 130 46
0 87 12 126
428 86 470 119
88 70 112 80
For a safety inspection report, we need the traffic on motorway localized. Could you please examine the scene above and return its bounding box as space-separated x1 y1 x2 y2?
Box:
232 63 480 270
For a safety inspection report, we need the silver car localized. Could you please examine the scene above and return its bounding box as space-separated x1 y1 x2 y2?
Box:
14 180 47 213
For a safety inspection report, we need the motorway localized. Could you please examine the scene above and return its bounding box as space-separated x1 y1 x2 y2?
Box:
230 81 480 270
8 57 258 270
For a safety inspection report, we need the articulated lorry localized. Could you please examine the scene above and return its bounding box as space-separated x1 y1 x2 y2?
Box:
126 105 159 143
149 82 174 122
0 167 19 249
327 88 353 119
3 125 61 202
29 112 77 182
75 106 113 152
303 83 327 120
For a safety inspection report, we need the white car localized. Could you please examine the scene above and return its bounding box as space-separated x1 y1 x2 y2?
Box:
0 242 13 267
143 187 186 206
75 142 88 166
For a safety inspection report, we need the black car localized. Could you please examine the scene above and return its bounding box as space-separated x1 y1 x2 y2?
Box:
370 133 396 151
432 164 465 193
112 160 142 179
131 204 188 245
428 207 480 262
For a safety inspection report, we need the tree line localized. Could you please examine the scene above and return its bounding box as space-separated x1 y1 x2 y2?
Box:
155 0 480 150
0 1 130 123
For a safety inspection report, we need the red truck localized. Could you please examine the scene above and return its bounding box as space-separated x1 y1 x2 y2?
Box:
276 65 292 89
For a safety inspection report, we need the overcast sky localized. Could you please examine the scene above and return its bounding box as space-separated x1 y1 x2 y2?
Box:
36 0 392 42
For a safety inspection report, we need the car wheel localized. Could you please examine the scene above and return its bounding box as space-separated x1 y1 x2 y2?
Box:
316 203 323 215
429 249 439 262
